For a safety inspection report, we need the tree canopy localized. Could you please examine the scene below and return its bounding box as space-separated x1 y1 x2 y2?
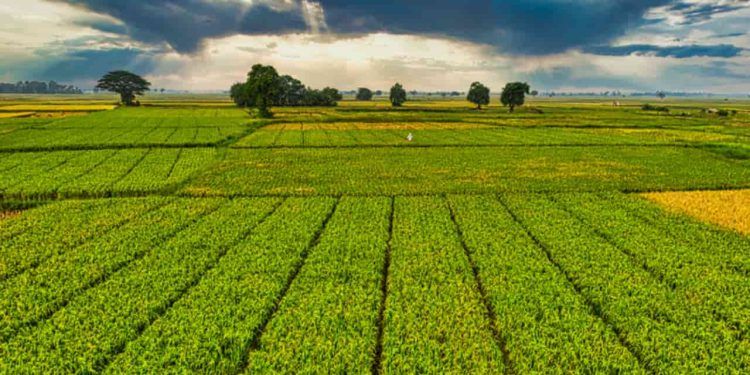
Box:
356 87 373 101
390 83 407 107
230 65 342 116
500 82 531 113
245 64 280 118
95 71 151 106
467 82 490 109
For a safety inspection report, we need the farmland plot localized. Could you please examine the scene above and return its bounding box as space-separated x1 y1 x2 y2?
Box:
185 146 750 196
0 193 748 372
2 100 750 373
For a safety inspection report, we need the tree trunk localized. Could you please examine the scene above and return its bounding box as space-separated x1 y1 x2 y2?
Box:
509 105 515 113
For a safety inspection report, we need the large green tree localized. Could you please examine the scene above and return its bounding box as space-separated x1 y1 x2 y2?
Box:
500 82 531 113
95 70 151 106
466 81 490 109
390 83 407 107
245 64 280 117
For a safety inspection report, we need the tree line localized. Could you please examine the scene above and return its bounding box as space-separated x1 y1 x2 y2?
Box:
88 66 535 114
0 81 82 94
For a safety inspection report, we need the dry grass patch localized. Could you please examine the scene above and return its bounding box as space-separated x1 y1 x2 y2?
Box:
642 189 750 235
0 211 22 221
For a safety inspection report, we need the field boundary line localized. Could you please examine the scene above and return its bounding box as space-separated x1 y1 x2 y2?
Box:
446 196 513 374
371 196 395 375
99 198 287 373
107 148 152 189
237 198 340 374
229 143 687 150
0 199 217 343
495 194 653 374
165 148 184 180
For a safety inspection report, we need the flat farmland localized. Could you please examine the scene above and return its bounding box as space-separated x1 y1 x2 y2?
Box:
1 97 749 373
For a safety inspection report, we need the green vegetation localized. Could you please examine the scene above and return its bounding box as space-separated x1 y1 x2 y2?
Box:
0 96 749 372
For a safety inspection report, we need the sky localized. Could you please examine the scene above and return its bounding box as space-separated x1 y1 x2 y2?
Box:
1 0 749 93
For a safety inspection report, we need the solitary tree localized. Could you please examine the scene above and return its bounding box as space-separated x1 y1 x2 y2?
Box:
390 83 407 107
500 82 530 113
95 70 151 106
530 90 539 97
656 91 667 100
245 64 280 117
466 82 490 109
356 87 373 101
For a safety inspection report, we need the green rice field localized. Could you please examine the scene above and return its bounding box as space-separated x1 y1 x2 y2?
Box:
1 96 749 373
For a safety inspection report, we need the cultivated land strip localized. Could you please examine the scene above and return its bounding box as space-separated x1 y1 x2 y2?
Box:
501 193 750 372
103 198 336 373
381 196 505 373
0 102 748 372
245 197 387 373
0 198 280 373
0 198 222 342
495 194 650 372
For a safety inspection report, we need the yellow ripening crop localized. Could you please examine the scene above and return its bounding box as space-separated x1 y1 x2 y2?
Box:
0 104 116 112
642 190 750 235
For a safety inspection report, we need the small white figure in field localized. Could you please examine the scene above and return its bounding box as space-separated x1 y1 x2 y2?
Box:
406 133 413 142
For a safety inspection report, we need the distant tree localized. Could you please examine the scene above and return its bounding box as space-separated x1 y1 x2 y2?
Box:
245 64 280 117
356 87 373 101
390 83 407 107
95 70 151 106
656 91 666 100
374 90 383 96
466 81 490 109
160 88 165 93
530 90 539 97
500 82 530 113
301 87 341 106
322 87 342 101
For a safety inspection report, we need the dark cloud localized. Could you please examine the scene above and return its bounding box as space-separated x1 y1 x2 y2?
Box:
49 0 683 56
52 0 307 53
47 0 750 56
38 48 158 82
72 18 128 35
666 0 749 24
318 0 678 55
584 44 744 58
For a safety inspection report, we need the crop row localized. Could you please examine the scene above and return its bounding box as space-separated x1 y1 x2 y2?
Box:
0 197 281 373
447 195 642 372
1 194 749 372
0 197 221 342
0 126 247 151
185 146 750 196
235 124 689 148
106 197 337 373
0 148 217 199
502 193 750 372
0 198 165 281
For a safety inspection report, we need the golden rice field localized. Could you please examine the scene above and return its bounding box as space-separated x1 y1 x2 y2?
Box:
0 104 117 112
642 189 750 235
0 112 34 119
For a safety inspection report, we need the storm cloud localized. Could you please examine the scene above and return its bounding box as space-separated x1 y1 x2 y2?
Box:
46 0 699 55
